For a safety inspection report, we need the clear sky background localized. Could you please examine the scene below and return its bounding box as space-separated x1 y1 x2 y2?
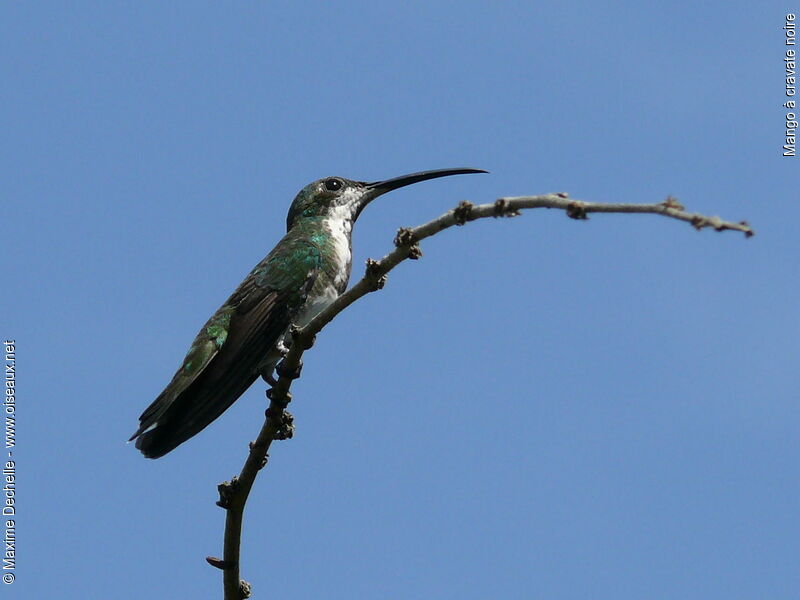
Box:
3 2 797 599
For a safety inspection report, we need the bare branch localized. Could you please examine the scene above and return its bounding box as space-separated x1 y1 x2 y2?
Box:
213 193 752 598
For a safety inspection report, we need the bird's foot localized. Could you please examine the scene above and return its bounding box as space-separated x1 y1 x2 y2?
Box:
276 358 303 381
288 325 316 350
261 371 278 386
276 339 290 357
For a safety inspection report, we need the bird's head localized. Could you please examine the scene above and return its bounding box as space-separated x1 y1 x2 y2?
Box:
286 168 487 231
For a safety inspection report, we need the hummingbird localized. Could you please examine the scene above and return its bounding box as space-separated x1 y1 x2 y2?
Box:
130 168 487 458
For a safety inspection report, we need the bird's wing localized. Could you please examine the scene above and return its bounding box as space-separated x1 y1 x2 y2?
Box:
131 238 322 457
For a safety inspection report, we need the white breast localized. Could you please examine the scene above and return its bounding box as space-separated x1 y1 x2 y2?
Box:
324 210 353 288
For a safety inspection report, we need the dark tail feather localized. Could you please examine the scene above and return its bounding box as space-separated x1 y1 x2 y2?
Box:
130 370 259 459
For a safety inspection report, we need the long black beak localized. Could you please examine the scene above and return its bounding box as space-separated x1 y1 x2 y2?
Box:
356 167 488 217
367 168 488 193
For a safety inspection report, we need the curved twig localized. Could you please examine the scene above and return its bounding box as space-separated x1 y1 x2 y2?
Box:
209 193 753 598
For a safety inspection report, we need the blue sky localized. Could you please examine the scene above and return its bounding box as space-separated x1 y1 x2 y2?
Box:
4 2 797 598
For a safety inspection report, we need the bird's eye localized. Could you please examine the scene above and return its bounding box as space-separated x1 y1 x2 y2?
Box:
324 178 343 192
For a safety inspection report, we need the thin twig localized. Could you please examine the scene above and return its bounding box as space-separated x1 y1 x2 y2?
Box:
212 193 753 598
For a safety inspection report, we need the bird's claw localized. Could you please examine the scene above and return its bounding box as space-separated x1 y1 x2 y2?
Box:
261 371 278 386
276 358 303 380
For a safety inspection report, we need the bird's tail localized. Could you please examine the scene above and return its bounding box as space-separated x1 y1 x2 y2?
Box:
129 371 258 458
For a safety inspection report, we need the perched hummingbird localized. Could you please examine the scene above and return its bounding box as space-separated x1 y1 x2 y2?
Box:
130 168 486 458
